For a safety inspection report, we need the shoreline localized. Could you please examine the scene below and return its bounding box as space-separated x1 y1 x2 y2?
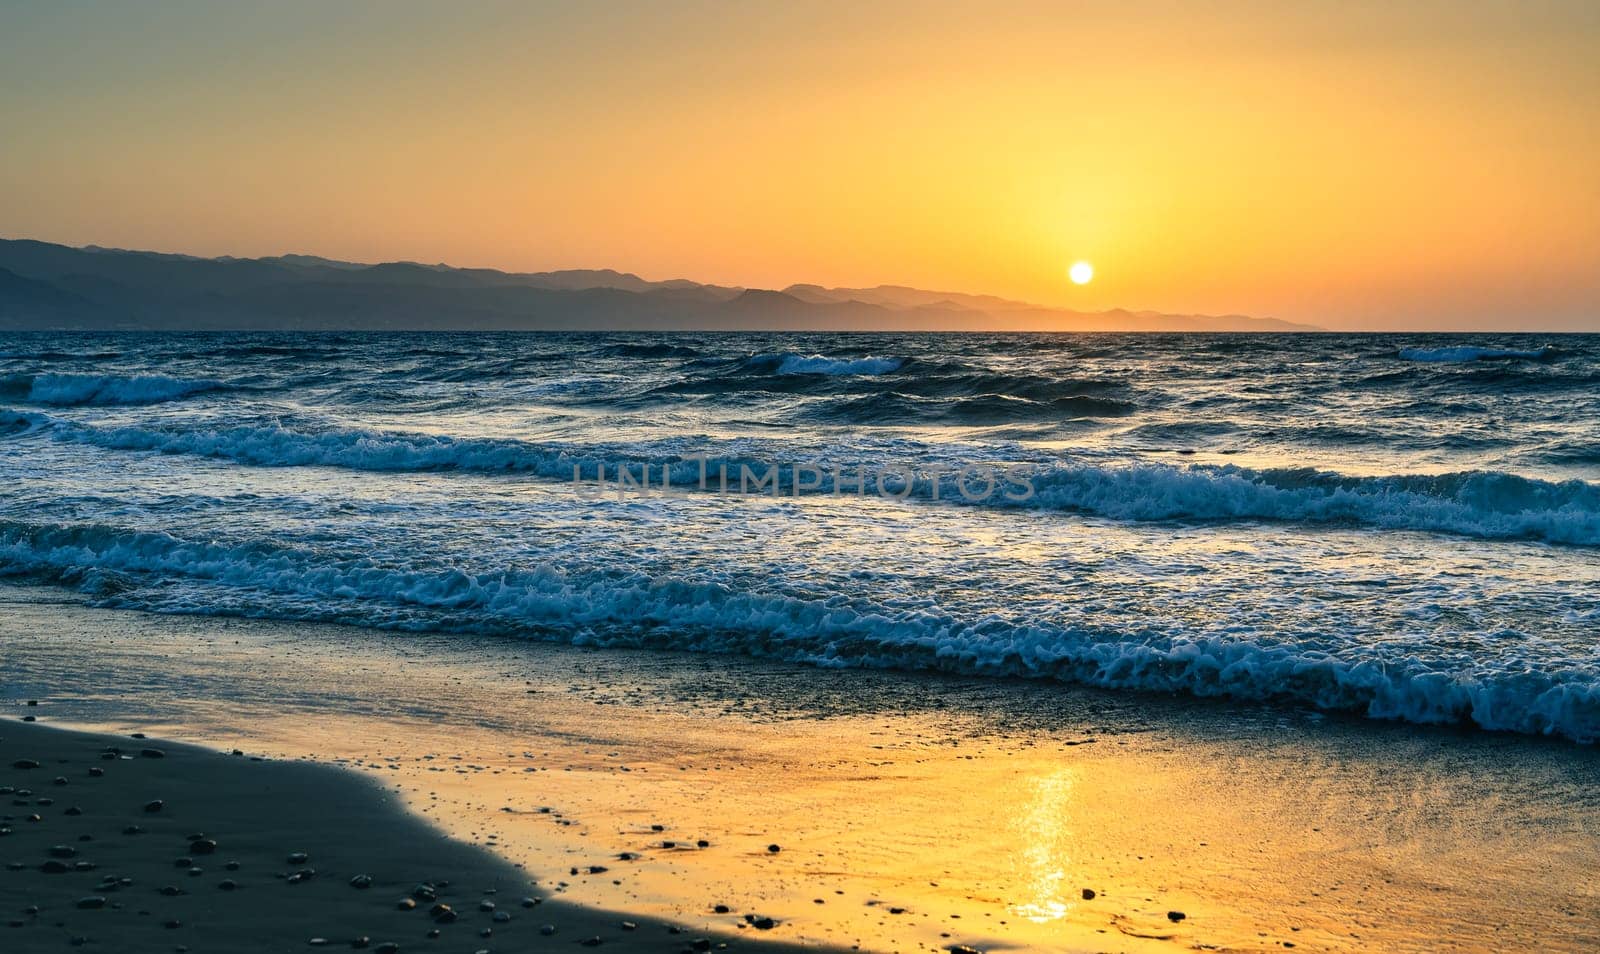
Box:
4 585 1599 952
0 718 817 954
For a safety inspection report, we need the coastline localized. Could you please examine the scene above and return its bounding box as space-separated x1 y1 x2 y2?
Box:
0 719 814 954
4 585 1598 952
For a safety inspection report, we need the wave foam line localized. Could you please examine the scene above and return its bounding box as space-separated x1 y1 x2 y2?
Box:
0 518 1594 742
0 372 227 406
7 411 1598 546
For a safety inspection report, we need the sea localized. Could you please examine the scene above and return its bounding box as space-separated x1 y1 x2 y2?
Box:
1 331 1596 742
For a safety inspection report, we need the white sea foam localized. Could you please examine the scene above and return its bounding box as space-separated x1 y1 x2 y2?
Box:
773 354 903 375
0 517 1593 742
0 372 226 406
9 412 1598 546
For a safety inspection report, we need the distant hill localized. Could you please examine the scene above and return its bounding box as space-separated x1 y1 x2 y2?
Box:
0 238 1320 332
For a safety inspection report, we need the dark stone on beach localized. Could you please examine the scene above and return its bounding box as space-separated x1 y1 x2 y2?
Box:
287 852 309 864
1167 910 1187 922
492 911 510 923
226 861 240 871
74 861 96 871
287 869 315 884
713 904 730 914
123 825 144 835
539 924 556 936
219 879 238 891
164 919 181 929
697 839 709 847
767 844 781 853
41 860 70 873
11 760 39 769
690 940 712 952
579 937 602 947
618 852 636 861
396 898 416 911
140 748 166 759
350 937 369 949
76 896 107 909
429 903 455 923
49 845 77 858
587 865 608 874
349 874 372 889
53 776 68 786
477 900 495 912
190 838 217 854
26 700 37 706
426 928 440 938
25 813 42 822
144 800 164 813
520 897 539 908
159 886 183 896
175 857 193 867
751 917 776 930
411 884 436 901
1081 888 1096 900
88 767 103 777
374 945 399 954
20 716 35 723
64 806 82 816
947 946 981 954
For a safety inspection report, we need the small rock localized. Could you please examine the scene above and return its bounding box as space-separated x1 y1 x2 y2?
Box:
1081 888 1096 900
478 900 495 912
374 945 399 954
11 760 39 770
76 896 107 909
766 844 781 853
49 845 78 858
88 768 104 778
219 879 238 891
492 911 510 923
713 904 730 914
348 874 372 889
539 925 556 936
287 852 309 865
579 937 602 947
189 839 217 855
396 899 416 911
1167 911 1187 922
140 748 166 759
143 800 164 813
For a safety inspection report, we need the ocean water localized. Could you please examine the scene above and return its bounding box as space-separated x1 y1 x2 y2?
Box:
1 331 1597 741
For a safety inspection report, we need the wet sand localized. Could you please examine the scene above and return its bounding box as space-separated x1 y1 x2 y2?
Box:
3 584 1598 952
0 720 812 954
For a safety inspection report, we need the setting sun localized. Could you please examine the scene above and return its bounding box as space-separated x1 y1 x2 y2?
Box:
1069 261 1094 285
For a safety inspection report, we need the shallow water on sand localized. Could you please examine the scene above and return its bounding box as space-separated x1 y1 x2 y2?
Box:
6 588 1597 953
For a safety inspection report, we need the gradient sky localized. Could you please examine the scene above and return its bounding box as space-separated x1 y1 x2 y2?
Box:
2 1 1597 330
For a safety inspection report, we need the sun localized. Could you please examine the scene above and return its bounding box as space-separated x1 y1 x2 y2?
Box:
1069 261 1094 285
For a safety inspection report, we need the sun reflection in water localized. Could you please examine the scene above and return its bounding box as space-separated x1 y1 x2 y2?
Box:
1009 767 1079 923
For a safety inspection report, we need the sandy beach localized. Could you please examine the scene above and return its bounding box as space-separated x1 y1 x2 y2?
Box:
4 585 1597 953
1 717 820 954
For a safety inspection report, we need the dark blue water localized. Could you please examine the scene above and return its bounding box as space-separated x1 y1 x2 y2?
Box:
2 331 1597 739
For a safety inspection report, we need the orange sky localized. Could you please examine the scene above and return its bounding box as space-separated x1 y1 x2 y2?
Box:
2 1 1597 329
